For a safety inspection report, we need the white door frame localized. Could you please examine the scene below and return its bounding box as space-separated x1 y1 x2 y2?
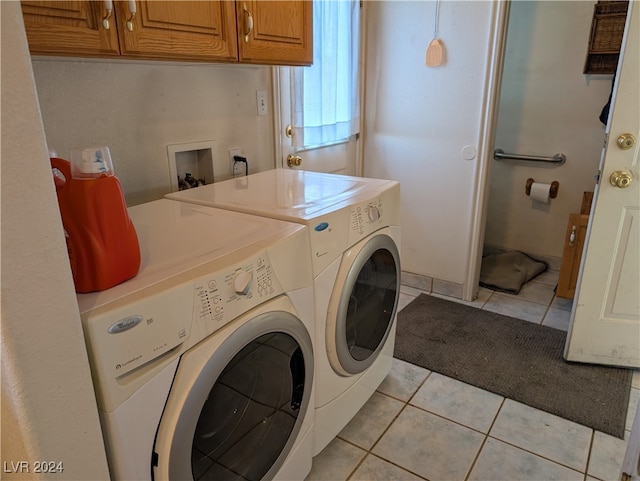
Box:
272 67 287 169
463 0 511 301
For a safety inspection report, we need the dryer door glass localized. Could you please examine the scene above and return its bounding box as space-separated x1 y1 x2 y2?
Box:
336 234 400 374
191 332 305 481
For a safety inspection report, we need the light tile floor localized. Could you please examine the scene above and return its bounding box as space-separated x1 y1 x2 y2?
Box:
307 269 640 481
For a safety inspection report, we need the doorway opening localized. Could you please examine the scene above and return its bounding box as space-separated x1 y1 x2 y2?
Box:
478 1 614 313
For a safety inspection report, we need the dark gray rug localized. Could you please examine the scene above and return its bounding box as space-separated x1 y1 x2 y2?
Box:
394 294 632 438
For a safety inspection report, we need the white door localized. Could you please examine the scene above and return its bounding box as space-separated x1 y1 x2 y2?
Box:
274 0 362 176
564 2 639 368
274 67 359 175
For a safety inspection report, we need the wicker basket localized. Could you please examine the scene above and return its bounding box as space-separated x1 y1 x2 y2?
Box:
583 1 628 74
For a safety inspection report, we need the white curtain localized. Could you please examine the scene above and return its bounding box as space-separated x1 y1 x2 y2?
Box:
290 0 360 148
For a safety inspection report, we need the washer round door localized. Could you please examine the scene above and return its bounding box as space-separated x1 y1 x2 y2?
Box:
327 230 400 376
153 310 313 481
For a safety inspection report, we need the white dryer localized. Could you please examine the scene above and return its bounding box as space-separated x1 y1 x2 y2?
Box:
77 199 315 481
166 169 401 455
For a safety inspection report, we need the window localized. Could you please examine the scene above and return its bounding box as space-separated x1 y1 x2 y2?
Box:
290 0 360 149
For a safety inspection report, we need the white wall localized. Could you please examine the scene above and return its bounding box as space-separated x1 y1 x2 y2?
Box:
32 60 276 206
363 1 497 295
485 1 612 258
1 2 110 479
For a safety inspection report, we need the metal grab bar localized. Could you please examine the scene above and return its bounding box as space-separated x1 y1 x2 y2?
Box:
493 149 566 165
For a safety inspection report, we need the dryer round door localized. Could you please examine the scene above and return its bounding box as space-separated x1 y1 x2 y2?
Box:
153 310 313 481
327 230 400 376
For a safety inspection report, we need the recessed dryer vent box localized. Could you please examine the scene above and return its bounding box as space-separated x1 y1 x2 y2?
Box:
167 140 216 192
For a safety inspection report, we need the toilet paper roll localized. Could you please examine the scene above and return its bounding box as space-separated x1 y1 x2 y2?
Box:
530 182 552 203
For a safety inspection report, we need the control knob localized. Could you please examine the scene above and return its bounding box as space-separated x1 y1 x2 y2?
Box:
367 206 381 222
233 271 252 295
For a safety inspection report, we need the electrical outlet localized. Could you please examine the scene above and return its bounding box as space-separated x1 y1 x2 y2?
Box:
229 148 242 176
233 162 245 177
256 90 268 116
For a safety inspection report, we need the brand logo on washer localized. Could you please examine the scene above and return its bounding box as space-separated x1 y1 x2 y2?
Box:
108 315 143 334
314 222 329 231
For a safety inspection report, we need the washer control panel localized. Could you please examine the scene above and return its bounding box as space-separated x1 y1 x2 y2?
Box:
194 250 282 335
84 249 282 388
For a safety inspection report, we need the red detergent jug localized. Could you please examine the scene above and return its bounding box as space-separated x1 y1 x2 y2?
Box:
51 147 140 293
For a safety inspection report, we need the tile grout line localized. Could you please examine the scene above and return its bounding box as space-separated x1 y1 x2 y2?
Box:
482 432 590 476
584 430 596 481
462 396 507 481
342 371 437 480
478 289 495 309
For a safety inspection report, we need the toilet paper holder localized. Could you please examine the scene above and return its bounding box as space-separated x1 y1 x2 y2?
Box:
526 178 559 198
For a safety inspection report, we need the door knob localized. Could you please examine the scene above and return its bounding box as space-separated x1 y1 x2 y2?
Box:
610 171 633 188
568 225 577 247
616 133 636 150
287 154 302 167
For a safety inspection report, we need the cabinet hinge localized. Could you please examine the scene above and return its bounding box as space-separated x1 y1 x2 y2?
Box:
595 169 602 185
603 132 609 149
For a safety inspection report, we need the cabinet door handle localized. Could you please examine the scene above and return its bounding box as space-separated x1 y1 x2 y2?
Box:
569 225 576 247
126 0 137 32
243 3 254 43
102 0 113 29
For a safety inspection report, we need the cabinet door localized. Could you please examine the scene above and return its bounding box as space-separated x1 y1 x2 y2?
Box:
21 1 120 56
556 214 589 299
237 0 312 66
115 1 238 61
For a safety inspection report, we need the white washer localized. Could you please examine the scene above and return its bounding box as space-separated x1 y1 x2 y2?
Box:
166 169 401 455
77 199 315 481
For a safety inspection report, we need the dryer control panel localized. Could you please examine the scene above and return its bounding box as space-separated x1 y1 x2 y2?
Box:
351 197 385 236
348 183 400 247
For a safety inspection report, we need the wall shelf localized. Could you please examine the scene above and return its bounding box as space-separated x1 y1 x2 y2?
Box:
583 1 629 74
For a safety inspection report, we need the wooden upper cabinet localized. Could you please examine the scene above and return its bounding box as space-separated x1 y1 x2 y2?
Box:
115 1 237 61
21 1 120 56
21 0 312 66
237 0 312 66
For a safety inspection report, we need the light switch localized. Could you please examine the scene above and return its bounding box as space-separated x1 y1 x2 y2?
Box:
256 90 268 116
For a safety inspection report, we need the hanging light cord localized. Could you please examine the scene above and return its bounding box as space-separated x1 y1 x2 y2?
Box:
434 0 440 39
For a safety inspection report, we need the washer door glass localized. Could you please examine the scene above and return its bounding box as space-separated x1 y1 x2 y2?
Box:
192 332 306 481
336 234 400 374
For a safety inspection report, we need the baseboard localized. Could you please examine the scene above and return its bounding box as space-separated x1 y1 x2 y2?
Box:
401 271 464 300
